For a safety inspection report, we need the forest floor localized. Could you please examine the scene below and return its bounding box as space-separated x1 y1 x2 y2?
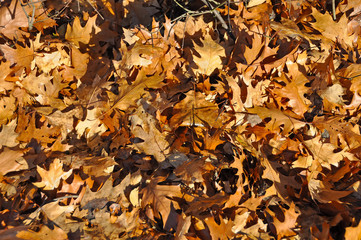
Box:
1 0 361 239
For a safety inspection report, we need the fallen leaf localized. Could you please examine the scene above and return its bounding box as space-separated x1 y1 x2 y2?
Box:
192 31 225 76
33 159 73 190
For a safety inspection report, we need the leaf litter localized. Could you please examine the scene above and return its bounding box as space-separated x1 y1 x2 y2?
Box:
0 0 361 239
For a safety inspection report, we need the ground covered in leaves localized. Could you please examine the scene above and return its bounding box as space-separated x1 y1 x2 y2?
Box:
1 0 361 239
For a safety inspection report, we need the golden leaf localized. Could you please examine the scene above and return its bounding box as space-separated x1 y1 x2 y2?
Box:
192 31 225 76
33 159 73 190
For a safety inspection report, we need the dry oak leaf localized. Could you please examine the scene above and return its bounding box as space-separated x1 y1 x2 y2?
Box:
61 46 89 81
242 32 265 65
169 90 227 128
313 116 361 150
262 159 300 201
203 216 235 240
109 69 165 111
0 1 29 40
268 202 300 240
0 95 16 125
338 63 361 95
272 72 310 116
0 61 15 93
34 50 71 74
20 70 68 109
130 99 170 162
65 15 100 48
119 41 161 70
345 220 361 240
0 43 34 74
0 119 19 148
69 155 118 177
16 113 61 147
141 176 182 229
247 106 306 133
303 136 357 169
26 200 75 222
16 225 68 240
310 9 354 48
232 209 268 236
174 157 215 185
76 108 107 140
33 158 73 190
308 177 352 203
0 148 28 175
192 31 225 76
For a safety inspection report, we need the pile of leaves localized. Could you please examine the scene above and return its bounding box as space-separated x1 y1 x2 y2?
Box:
1 0 361 239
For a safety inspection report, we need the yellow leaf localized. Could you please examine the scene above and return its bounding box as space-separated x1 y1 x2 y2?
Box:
65 15 100 47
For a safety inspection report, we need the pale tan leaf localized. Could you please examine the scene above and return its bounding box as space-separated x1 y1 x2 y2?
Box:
33 159 73 190
192 31 225 76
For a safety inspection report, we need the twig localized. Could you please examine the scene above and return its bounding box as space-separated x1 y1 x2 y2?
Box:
337 73 361 80
200 0 229 31
21 0 36 31
86 0 104 20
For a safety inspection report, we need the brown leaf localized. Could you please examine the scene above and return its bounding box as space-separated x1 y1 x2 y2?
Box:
345 220 361 240
272 72 310 116
16 112 61 147
308 177 352 203
203 216 234 240
268 202 300 240
247 106 306 133
0 119 19 148
169 90 227 129
0 1 30 40
174 157 215 185
130 99 170 162
141 176 181 229
109 69 165 111
0 95 16 125
0 43 34 74
0 148 28 175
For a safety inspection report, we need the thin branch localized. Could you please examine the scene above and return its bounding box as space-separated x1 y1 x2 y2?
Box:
200 0 229 31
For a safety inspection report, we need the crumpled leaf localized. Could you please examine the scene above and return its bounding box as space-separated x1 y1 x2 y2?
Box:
109 69 165 111
130 99 170 162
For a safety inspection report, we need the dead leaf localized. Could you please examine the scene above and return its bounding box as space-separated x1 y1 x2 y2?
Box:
65 15 100 48
16 225 68 240
0 148 28 175
33 159 73 190
192 31 225 76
